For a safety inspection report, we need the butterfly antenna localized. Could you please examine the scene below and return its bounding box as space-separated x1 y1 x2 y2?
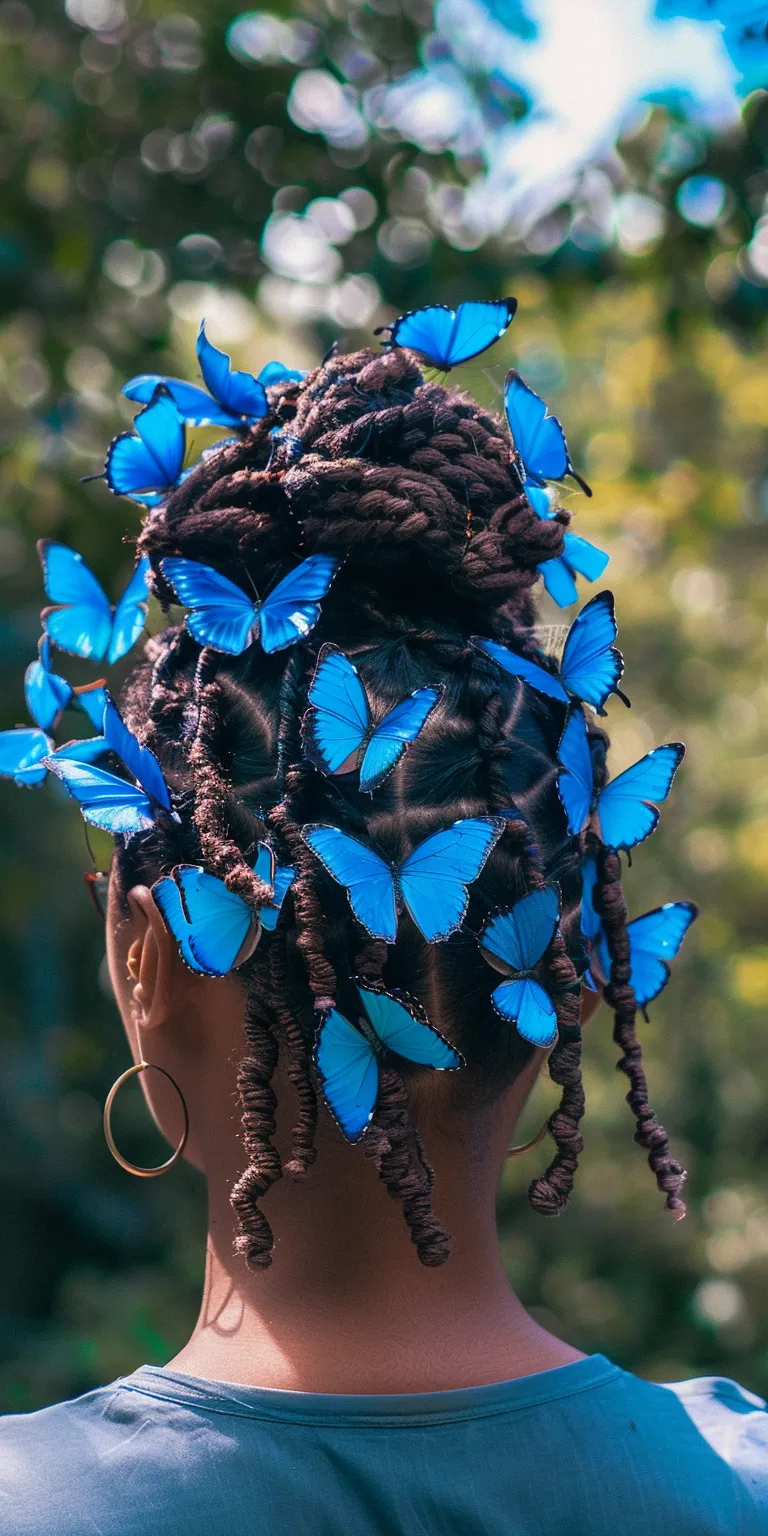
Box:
80 472 105 484
569 469 593 498
239 561 262 602
83 821 98 872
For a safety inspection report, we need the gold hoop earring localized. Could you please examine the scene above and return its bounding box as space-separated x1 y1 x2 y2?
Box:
506 1120 549 1158
103 1061 189 1178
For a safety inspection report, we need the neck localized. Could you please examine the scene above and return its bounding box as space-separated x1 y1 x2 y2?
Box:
168 1092 584 1393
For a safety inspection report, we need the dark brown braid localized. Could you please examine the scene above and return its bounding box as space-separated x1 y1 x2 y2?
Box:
110 342 686 1270
595 845 687 1217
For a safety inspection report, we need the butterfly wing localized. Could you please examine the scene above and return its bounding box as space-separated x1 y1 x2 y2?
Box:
504 371 568 483
0 727 53 786
74 682 108 731
24 638 72 730
161 557 257 655
580 855 602 944
105 391 185 496
620 901 698 1008
103 694 173 813
257 554 340 654
152 874 208 973
526 485 555 519
38 541 113 660
359 687 440 794
259 862 296 931
257 361 306 387
197 321 268 422
44 756 155 832
315 1007 379 1142
173 865 257 975
122 373 237 428
491 977 558 1048
597 743 685 852
399 817 503 943
481 885 560 974
358 985 461 1070
557 710 594 837
475 638 569 705
302 824 397 942
559 591 624 713
539 557 578 608
108 557 151 664
386 299 516 369
561 532 610 583
50 736 109 764
305 648 370 775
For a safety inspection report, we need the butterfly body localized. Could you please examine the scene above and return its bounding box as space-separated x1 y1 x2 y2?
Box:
504 371 591 497
479 885 561 1048
161 553 340 656
557 710 684 850
376 298 517 371
315 984 462 1142
475 590 625 716
38 542 150 663
302 817 503 944
304 647 440 794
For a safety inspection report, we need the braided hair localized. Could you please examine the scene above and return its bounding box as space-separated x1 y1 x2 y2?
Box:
115 344 685 1269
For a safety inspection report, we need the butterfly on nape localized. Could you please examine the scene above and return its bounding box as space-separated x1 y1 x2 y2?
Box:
479 884 562 1048
303 646 441 794
504 371 592 497
161 552 340 655
123 320 269 429
44 691 178 833
153 864 261 976
103 388 187 507
557 709 685 852
315 984 462 1142
475 590 627 716
375 298 517 371
302 817 503 944
38 542 151 663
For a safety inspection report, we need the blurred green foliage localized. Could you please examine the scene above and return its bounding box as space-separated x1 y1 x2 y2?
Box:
1 0 768 1412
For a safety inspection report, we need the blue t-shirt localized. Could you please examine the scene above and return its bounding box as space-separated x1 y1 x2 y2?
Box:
0 1354 766 1534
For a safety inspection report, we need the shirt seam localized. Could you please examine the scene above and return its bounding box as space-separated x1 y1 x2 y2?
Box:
117 1365 623 1429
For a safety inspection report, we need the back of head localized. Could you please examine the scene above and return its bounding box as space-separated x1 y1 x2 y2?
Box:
112 341 686 1269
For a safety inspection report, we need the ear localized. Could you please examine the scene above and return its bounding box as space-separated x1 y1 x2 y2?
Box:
125 885 185 1031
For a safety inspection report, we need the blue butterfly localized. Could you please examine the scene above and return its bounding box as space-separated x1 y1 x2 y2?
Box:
253 842 296 932
504 371 591 497
161 553 340 656
0 726 110 788
527 487 609 608
580 855 697 1009
38 542 151 663
315 985 462 1142
153 844 295 974
376 298 517 371
479 885 562 1048
122 320 270 429
558 710 685 851
303 647 441 795
24 637 73 731
257 360 306 388
302 817 503 944
476 591 626 716
104 389 187 505
44 692 177 834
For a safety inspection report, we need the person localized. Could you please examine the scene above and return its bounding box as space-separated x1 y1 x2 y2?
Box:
0 336 766 1535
